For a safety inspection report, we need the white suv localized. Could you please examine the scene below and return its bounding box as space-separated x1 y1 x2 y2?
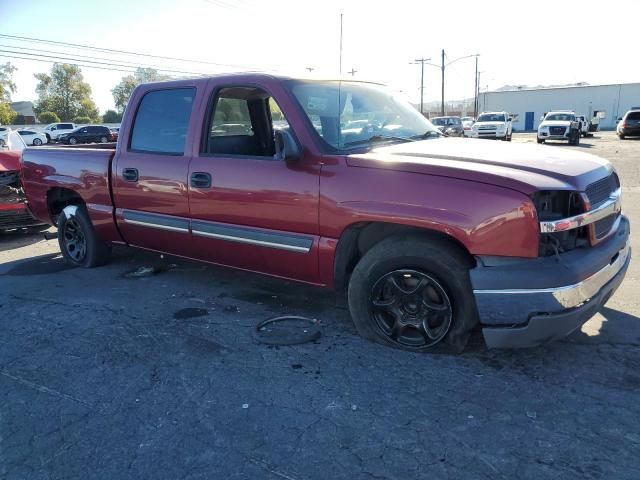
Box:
537 111 581 145
43 122 76 142
471 112 512 141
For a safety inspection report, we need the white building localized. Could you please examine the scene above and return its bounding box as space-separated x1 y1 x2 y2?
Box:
477 83 640 131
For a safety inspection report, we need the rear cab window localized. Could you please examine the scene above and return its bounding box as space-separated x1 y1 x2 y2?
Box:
626 111 640 121
130 88 195 155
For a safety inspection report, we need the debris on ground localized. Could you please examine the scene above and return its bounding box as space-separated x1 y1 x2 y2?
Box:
173 308 209 320
253 316 321 346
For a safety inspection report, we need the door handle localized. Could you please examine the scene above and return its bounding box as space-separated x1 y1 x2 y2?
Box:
190 172 212 189
122 168 139 182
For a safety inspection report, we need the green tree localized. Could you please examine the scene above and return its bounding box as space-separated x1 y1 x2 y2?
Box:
112 68 169 114
33 63 98 121
0 62 17 103
0 102 17 125
0 62 17 125
38 111 61 124
72 116 92 124
102 109 122 123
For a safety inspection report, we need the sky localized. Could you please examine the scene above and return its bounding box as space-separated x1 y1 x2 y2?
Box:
2 0 640 114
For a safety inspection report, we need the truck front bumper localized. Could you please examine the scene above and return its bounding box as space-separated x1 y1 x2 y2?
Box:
471 216 631 348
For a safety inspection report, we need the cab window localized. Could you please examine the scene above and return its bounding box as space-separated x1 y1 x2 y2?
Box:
203 87 290 158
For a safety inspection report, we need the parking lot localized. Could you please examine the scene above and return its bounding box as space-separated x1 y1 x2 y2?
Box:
1 131 639 479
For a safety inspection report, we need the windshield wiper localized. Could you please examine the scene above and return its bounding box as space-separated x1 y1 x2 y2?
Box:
412 130 443 140
342 135 416 148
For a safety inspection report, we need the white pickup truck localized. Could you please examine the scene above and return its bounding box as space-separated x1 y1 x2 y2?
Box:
576 115 590 137
471 111 512 141
537 111 581 145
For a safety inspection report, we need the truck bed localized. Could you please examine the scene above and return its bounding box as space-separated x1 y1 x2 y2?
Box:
21 145 117 231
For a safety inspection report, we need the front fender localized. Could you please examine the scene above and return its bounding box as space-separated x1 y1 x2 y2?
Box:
320 166 540 258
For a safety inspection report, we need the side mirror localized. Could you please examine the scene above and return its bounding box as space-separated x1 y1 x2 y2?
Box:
274 129 301 161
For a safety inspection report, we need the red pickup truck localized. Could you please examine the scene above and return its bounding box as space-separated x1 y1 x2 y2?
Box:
21 74 631 351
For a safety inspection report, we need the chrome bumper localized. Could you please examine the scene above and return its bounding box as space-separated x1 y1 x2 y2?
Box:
474 240 629 318
474 239 631 348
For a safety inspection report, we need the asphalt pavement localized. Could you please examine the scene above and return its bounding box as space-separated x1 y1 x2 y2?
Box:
1 131 639 479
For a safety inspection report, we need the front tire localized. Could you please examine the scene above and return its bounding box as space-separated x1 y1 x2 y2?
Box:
33 138 42 146
57 205 111 267
537 137 544 144
68 137 78 145
99 136 108 143
347 236 477 353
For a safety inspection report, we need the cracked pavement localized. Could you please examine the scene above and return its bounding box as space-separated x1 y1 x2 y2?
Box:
1 132 639 479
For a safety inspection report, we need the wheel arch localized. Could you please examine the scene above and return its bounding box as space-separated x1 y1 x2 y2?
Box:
46 187 85 224
333 221 476 292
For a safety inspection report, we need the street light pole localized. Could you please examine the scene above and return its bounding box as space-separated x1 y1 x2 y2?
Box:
441 49 445 116
339 13 343 75
474 56 478 118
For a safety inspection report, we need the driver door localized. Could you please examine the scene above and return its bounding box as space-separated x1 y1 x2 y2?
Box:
187 83 321 283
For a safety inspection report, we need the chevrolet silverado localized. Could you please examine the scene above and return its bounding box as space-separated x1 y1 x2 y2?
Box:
20 74 631 352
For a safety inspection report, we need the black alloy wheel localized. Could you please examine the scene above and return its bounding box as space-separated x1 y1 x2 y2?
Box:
61 216 87 263
370 269 453 348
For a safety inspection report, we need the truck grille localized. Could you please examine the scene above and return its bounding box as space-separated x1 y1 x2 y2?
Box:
585 173 619 208
549 126 566 135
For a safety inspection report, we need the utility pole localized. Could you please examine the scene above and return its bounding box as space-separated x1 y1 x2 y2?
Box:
306 67 315 73
339 13 343 75
441 49 445 116
347 68 357 76
474 56 478 118
411 58 431 115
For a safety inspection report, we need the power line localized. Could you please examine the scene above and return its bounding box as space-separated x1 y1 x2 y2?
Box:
0 43 212 75
0 33 257 70
0 48 212 76
0 53 162 75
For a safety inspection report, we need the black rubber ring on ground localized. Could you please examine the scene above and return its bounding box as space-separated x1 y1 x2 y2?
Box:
253 315 321 346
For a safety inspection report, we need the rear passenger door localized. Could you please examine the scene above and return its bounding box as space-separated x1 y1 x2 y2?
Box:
113 86 201 258
187 83 321 283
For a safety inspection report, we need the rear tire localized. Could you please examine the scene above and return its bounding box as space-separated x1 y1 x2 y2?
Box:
33 138 42 146
347 236 478 353
618 134 625 140
57 205 111 267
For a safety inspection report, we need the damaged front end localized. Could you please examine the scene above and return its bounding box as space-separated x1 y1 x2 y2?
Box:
0 170 43 230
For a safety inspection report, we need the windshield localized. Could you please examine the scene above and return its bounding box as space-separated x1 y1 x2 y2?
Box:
431 117 461 126
290 80 438 149
545 113 575 121
477 113 505 122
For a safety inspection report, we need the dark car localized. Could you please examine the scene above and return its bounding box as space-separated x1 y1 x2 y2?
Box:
58 125 113 145
617 110 640 139
430 116 464 137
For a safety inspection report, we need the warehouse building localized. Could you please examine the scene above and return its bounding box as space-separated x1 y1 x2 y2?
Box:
477 82 640 131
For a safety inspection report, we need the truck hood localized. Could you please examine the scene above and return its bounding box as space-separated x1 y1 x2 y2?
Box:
347 138 612 194
539 120 573 128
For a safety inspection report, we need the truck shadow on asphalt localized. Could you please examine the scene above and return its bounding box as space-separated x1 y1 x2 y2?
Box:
2 246 638 362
